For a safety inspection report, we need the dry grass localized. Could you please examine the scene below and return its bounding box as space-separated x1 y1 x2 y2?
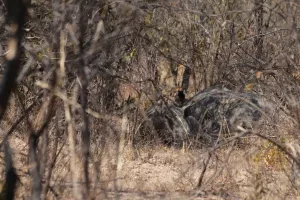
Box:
0 93 299 200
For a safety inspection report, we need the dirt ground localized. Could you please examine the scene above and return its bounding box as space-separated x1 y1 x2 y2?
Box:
2 116 300 199
88 143 300 200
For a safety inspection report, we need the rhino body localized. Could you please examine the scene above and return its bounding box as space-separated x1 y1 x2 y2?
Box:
145 87 274 146
146 104 190 147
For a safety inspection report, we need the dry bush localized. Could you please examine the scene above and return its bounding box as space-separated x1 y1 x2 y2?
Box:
1 0 300 199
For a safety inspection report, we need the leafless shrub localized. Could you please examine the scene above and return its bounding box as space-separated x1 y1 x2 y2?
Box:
2 0 300 199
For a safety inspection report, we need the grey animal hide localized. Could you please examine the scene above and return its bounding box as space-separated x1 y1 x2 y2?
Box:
146 87 274 146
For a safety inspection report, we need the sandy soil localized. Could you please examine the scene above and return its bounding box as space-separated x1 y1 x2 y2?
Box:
1 116 300 199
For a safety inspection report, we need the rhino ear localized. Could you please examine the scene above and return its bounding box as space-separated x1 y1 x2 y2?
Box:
175 88 186 106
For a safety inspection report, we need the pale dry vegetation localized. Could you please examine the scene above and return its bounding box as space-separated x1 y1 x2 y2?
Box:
1 0 300 200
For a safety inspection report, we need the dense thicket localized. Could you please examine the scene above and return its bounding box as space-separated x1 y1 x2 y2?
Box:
1 0 300 199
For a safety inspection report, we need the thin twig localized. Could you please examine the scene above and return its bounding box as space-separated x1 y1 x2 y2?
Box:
35 80 120 121
59 30 83 200
0 100 37 149
197 151 211 188
237 126 300 167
